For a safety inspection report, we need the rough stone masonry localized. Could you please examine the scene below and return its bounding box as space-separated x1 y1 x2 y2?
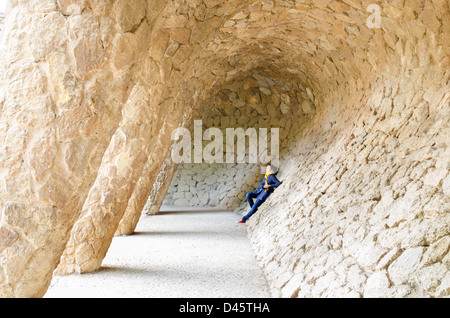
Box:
0 0 448 297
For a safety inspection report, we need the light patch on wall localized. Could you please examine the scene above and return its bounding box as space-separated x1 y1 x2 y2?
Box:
0 0 7 13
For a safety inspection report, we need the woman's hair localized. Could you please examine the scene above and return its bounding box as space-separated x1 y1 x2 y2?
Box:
267 164 278 173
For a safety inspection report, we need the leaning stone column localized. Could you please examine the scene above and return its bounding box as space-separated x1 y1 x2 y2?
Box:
143 155 178 216
0 2 133 297
115 149 177 236
56 84 185 274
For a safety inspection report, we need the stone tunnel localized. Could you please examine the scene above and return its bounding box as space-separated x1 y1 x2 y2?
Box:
0 0 449 298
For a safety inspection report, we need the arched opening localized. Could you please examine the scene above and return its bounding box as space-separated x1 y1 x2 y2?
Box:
0 0 448 298
163 68 314 211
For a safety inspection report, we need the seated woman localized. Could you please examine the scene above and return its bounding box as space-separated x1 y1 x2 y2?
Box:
237 165 281 223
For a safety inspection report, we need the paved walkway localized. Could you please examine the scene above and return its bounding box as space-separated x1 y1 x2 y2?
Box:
45 207 270 298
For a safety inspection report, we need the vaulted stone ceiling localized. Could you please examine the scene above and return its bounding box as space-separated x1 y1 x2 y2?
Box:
0 0 448 298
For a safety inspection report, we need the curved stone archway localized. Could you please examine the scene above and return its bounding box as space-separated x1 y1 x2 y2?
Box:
0 0 448 298
164 68 312 210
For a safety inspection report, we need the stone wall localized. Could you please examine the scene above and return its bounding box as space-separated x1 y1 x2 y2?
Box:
246 59 449 299
0 13 4 32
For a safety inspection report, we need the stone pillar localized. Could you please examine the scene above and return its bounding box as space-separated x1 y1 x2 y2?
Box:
115 150 177 236
0 2 136 297
55 83 183 274
143 157 178 216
